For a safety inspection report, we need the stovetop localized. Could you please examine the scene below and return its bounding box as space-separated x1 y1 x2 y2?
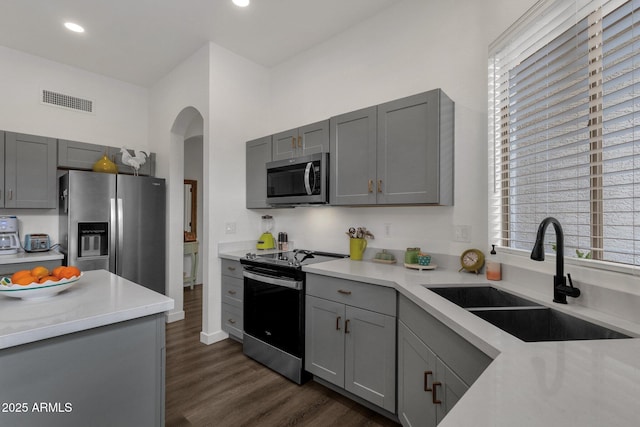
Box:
241 249 348 269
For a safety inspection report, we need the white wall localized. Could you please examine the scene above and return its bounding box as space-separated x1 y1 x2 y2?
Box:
0 46 149 242
244 0 534 257
149 44 210 322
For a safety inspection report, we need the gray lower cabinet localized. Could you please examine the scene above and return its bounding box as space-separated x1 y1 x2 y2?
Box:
2 132 57 208
0 314 165 427
305 274 396 413
397 295 492 426
221 259 243 340
330 89 454 206
272 120 329 161
246 136 272 209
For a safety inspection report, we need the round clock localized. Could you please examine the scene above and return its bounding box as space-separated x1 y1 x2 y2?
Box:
459 249 485 275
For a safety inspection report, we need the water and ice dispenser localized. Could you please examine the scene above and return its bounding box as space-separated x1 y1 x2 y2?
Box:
77 222 108 258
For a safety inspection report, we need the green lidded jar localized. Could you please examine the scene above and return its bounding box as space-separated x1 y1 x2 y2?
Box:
404 247 420 264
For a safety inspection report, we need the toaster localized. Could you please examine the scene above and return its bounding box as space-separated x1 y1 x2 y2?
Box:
24 234 51 252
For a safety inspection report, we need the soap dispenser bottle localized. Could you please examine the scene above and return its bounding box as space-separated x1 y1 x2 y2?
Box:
486 244 502 281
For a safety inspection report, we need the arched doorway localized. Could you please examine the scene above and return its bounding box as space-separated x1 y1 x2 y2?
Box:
166 106 205 323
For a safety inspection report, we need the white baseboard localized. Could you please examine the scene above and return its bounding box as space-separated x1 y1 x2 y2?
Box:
200 329 229 345
165 310 185 323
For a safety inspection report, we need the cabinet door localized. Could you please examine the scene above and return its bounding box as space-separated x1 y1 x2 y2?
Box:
305 295 346 387
246 136 272 208
330 107 377 205
435 359 468 425
4 132 57 208
299 120 329 157
57 139 106 169
398 321 438 427
0 131 4 207
377 90 441 205
272 128 299 161
345 305 396 413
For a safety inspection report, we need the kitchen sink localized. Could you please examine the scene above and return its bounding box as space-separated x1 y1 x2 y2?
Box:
428 286 631 342
430 286 541 308
470 306 630 342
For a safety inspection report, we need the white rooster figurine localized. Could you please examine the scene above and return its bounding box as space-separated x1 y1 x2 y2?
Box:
120 147 147 176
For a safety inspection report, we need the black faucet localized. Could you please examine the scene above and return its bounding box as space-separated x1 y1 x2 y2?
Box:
530 217 580 304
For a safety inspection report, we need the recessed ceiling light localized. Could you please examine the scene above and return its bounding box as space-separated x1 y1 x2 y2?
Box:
64 22 85 33
232 0 249 7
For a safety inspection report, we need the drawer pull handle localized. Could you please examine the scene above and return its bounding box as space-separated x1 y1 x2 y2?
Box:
368 179 373 193
336 316 341 331
432 382 442 404
424 371 433 392
228 319 236 324
228 290 237 295
345 319 351 334
377 179 382 193
291 137 296 149
228 266 236 271
298 135 302 148
337 289 352 295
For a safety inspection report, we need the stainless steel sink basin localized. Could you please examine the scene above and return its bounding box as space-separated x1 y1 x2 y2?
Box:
428 286 631 342
430 286 541 308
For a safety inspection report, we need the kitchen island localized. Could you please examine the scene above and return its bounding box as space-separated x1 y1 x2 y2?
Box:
0 269 173 427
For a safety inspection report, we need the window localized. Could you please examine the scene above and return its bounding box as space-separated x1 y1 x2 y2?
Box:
489 0 640 267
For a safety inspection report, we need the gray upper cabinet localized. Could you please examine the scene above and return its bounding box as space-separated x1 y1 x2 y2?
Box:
0 132 4 207
3 132 57 209
58 139 108 170
330 89 454 206
58 139 156 176
272 120 329 161
246 136 272 209
330 106 377 205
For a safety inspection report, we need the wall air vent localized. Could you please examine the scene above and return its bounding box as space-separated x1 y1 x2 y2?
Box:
41 89 93 113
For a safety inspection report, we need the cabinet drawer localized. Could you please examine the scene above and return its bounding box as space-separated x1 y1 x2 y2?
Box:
221 259 243 279
306 274 396 316
398 294 491 386
222 276 243 307
221 303 243 340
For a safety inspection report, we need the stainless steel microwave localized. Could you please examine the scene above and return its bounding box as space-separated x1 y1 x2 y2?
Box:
266 152 329 205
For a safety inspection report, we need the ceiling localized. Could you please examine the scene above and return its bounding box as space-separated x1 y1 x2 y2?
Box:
0 0 399 87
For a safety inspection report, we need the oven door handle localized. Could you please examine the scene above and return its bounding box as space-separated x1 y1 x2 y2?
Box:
243 271 303 290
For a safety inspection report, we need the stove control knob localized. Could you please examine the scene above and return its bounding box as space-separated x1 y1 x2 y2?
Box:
245 252 257 260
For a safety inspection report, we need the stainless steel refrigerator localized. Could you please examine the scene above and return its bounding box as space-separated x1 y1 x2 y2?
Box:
59 170 166 294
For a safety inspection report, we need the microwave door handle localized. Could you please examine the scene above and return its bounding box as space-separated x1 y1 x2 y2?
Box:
304 161 314 195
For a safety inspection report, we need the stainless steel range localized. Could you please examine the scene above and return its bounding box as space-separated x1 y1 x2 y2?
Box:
240 249 348 384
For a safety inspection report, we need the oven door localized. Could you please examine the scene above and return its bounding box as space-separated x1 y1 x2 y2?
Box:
243 269 305 358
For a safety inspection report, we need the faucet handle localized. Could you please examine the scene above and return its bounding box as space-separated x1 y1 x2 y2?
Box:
565 274 581 298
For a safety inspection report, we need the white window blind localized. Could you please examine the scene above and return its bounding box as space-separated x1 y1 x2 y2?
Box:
489 0 639 267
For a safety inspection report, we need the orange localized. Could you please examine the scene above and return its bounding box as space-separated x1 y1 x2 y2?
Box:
52 266 66 279
11 270 32 283
13 275 37 286
38 275 59 283
60 266 81 279
31 266 50 280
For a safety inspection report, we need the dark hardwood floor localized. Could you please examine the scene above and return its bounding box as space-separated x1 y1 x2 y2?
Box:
165 285 400 427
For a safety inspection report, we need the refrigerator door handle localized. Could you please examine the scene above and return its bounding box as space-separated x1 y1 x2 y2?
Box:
109 198 117 274
117 198 124 275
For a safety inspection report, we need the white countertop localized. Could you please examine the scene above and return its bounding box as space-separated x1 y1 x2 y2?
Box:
0 250 64 265
0 269 174 350
220 249 640 426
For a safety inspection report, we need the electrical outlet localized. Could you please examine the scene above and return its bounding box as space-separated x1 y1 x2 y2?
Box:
384 223 392 237
454 225 471 243
224 222 237 234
